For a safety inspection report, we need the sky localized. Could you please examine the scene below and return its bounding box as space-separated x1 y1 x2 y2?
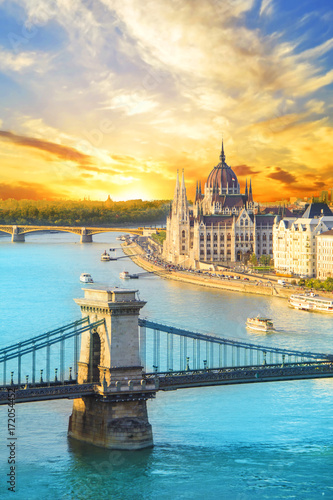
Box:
0 0 332 202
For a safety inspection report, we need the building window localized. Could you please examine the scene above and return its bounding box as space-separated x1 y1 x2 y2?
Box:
227 233 231 241
182 245 185 251
220 234 224 241
263 234 267 241
213 233 217 241
182 230 186 238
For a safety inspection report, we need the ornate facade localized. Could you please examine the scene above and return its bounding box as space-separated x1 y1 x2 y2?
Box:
273 203 333 278
163 141 274 268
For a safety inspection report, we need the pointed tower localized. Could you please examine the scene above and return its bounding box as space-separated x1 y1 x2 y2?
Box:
220 138 226 164
178 169 189 222
195 181 199 203
245 179 248 197
172 170 180 215
248 179 253 204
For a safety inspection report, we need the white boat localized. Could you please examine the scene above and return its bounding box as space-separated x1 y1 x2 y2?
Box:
246 316 274 332
288 293 333 313
101 251 111 261
80 273 94 283
119 271 130 279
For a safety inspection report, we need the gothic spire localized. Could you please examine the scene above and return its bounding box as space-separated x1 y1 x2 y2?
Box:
248 178 253 203
175 169 180 195
219 137 226 164
245 178 248 196
177 168 189 222
172 170 180 215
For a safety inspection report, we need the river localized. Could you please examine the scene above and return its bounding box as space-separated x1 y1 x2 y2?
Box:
0 232 332 499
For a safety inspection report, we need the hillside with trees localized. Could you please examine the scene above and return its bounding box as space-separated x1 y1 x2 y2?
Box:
0 198 170 226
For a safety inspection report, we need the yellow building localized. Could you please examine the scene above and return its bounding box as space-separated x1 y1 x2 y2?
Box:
317 229 333 279
273 203 333 278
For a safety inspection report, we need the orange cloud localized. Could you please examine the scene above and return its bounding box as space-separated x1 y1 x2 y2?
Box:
0 131 93 166
233 164 261 177
267 167 297 185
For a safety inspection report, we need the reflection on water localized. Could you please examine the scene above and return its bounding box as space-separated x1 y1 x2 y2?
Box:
0 232 333 499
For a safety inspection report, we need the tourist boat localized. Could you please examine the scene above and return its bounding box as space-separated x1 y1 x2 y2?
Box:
80 273 94 283
119 271 130 279
288 293 333 313
101 251 111 261
246 316 274 332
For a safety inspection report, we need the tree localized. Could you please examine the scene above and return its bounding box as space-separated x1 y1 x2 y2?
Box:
249 253 257 266
259 254 271 266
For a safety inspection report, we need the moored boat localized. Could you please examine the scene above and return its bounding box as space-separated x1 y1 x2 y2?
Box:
246 316 274 332
288 293 333 313
80 273 94 283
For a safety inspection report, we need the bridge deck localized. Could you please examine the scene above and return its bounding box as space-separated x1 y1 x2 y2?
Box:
1 361 332 404
147 361 333 390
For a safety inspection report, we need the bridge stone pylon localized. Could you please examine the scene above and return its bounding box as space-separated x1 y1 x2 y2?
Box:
12 225 25 242
68 286 154 450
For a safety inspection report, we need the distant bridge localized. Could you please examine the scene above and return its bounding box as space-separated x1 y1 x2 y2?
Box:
0 225 143 242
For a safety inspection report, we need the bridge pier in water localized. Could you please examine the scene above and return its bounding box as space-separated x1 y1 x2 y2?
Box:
68 287 154 450
12 226 25 242
80 228 93 243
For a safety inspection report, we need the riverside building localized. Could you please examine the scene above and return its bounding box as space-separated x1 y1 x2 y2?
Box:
163 141 275 268
316 229 333 279
273 203 333 278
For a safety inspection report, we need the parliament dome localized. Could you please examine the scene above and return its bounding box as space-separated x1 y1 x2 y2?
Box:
206 141 240 195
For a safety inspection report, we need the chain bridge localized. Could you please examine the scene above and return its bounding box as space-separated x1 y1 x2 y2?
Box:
1 286 332 449
0 225 143 242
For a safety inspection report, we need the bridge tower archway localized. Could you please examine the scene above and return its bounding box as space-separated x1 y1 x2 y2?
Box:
68 287 153 450
89 330 101 383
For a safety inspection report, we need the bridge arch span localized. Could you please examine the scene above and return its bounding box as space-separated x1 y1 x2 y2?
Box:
0 225 143 243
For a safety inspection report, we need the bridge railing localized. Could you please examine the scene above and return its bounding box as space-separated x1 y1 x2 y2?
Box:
138 318 332 374
0 318 105 387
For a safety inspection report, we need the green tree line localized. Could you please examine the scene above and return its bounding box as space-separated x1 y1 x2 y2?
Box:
0 199 171 226
298 277 333 292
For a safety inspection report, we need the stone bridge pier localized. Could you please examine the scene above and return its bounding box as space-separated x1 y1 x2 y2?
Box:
68 286 154 450
12 226 25 242
80 228 93 243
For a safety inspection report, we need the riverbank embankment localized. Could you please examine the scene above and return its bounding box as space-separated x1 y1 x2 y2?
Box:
122 242 295 299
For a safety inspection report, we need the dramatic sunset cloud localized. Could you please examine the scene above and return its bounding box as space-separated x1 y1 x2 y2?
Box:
0 0 332 202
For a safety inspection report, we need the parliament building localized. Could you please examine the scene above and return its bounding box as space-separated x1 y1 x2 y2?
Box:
163 141 275 268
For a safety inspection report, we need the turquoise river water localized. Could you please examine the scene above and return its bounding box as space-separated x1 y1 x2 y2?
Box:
0 232 332 500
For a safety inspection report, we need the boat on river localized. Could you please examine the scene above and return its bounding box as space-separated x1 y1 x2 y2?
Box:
80 273 94 283
101 251 111 261
246 316 274 332
119 271 130 279
288 293 333 313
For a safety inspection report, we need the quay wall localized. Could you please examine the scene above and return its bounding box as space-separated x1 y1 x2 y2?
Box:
122 243 294 299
